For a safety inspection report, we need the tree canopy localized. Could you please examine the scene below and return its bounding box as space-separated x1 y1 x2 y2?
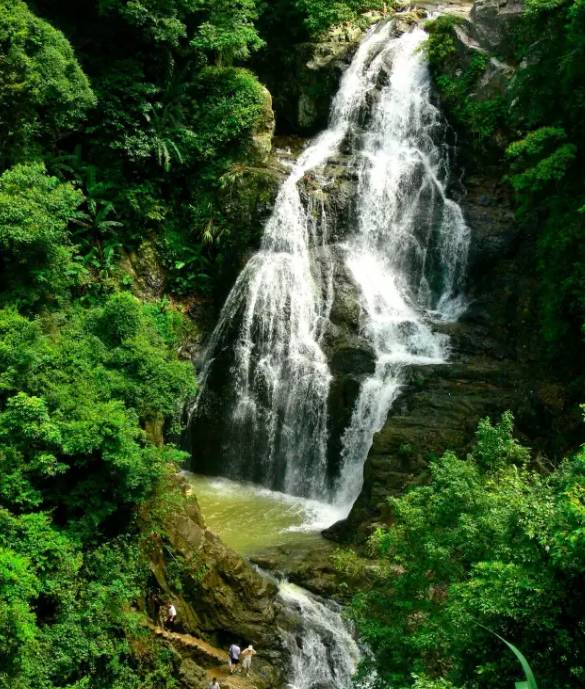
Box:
346 414 585 689
0 0 95 165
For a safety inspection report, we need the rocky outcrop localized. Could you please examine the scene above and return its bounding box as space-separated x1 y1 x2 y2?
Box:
251 540 342 600
247 84 276 162
469 0 524 60
457 0 525 96
258 13 383 134
141 477 287 688
119 239 167 299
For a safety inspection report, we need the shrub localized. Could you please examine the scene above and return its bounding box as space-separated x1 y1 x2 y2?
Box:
0 0 95 163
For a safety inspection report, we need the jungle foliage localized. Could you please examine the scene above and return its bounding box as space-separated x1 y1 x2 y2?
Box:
425 0 585 362
0 1 381 686
295 0 383 36
345 413 585 689
0 294 196 688
1 0 583 687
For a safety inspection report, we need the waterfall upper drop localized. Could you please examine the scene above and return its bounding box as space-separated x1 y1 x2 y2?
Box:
190 21 469 508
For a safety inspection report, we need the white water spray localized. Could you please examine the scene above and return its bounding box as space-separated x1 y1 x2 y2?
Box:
193 22 398 498
279 582 363 689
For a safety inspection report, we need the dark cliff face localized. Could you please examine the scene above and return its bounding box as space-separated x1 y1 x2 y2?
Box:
254 21 372 135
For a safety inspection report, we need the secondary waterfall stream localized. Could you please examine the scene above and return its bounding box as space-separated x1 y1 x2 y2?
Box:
279 582 363 689
333 23 469 510
190 19 470 689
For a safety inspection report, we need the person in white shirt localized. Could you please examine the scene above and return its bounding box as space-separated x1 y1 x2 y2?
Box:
166 602 177 627
240 644 257 675
228 643 241 673
208 678 220 689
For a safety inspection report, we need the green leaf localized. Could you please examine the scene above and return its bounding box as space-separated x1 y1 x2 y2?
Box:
477 624 539 689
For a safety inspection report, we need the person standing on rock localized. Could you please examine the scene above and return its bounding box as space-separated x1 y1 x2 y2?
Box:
165 602 177 628
241 644 257 675
228 642 241 673
208 678 221 689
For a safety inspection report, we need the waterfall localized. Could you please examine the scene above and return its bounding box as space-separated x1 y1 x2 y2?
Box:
279 582 364 689
191 22 398 497
191 21 469 509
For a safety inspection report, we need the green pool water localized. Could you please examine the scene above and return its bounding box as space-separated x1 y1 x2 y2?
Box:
182 472 345 557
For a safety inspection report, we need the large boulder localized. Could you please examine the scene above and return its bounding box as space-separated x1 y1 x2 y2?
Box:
142 477 287 687
119 239 166 299
470 0 525 60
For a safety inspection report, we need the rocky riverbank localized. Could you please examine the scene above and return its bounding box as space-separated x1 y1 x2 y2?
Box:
139 476 290 688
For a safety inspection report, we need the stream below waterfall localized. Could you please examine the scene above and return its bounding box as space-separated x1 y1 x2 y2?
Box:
188 17 470 689
183 471 367 689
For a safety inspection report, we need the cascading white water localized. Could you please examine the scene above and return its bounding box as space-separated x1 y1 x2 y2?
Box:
191 22 471 689
192 20 469 511
333 27 469 511
279 582 363 689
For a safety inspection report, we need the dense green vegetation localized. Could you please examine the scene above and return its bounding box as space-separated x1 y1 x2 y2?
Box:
344 413 585 689
0 0 268 685
0 1 383 686
505 0 585 354
426 0 585 361
0 297 196 688
24 0 272 297
295 0 383 35
1 0 583 687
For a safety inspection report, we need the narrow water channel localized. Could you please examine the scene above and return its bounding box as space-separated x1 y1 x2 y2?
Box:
183 471 366 689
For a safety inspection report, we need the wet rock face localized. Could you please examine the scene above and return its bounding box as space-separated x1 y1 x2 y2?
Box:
296 28 363 132
324 0 567 542
260 38 357 136
145 478 287 688
321 257 375 477
325 150 575 541
292 40 360 133
470 0 524 60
